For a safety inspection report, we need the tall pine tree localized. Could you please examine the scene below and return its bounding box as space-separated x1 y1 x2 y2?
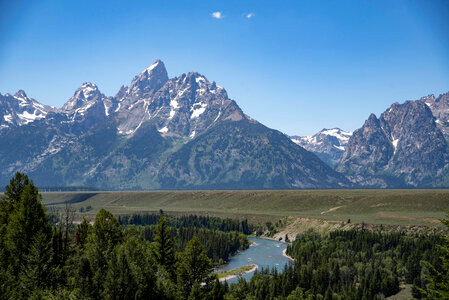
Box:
1 174 52 298
177 236 215 296
421 212 449 298
150 216 175 275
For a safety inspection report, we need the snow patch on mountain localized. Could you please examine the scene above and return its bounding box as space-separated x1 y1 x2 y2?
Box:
3 114 12 123
0 90 53 129
158 126 168 133
191 102 207 119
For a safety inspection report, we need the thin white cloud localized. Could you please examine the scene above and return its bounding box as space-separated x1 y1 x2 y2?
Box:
211 11 223 19
246 13 255 19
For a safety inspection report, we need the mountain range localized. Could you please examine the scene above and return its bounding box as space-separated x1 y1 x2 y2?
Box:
0 60 347 189
1 60 448 189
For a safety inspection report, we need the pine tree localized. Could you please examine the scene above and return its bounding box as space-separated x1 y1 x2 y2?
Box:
177 236 214 296
1 176 52 297
209 278 225 300
421 212 449 298
188 283 203 300
86 209 123 298
0 172 32 269
74 255 94 299
2 172 30 204
151 216 175 274
103 245 136 300
5 183 52 269
19 231 53 297
75 216 92 250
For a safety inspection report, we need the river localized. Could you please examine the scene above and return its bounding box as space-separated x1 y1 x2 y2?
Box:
215 237 292 283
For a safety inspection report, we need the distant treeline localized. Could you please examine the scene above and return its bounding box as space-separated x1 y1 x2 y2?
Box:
226 229 443 299
119 213 254 235
37 186 100 192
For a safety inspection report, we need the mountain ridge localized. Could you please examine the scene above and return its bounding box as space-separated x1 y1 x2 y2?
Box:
337 92 449 187
3 60 448 189
0 60 348 189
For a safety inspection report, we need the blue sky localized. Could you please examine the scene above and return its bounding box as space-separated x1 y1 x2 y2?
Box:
1 0 448 135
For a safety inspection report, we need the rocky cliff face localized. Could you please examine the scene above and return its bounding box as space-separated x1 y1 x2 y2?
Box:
0 60 348 189
338 94 449 187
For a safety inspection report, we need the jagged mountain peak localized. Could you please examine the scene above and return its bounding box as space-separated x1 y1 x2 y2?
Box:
14 90 28 99
75 82 100 99
142 59 165 74
338 92 449 187
128 59 169 97
115 65 240 138
62 82 104 112
420 94 435 103
418 91 449 138
367 113 378 122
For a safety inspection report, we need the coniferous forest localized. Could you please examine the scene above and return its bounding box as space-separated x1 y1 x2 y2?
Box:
0 172 448 299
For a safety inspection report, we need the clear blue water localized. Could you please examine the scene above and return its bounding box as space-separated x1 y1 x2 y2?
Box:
215 237 292 283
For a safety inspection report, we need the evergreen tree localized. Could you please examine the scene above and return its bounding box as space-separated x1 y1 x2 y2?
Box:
188 283 203 300
5 183 52 269
74 255 95 299
0 173 32 269
1 175 53 298
177 236 215 296
86 209 123 298
150 216 175 274
2 172 30 204
75 216 92 250
18 231 53 297
103 246 136 300
91 209 123 249
209 278 225 300
0 173 33 297
421 212 449 299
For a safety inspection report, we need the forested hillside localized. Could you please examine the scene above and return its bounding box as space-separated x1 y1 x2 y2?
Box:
225 230 446 299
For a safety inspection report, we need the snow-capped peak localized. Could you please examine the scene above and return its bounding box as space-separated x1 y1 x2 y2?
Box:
0 90 53 128
62 82 103 112
77 82 100 100
290 128 353 167
319 128 352 143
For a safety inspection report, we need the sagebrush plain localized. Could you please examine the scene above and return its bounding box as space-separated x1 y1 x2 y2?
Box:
42 189 449 226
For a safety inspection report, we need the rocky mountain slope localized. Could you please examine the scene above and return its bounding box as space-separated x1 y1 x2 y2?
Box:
0 60 348 189
291 128 352 167
337 93 449 187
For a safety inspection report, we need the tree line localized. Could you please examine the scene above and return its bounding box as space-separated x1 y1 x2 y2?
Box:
138 225 249 265
119 213 254 235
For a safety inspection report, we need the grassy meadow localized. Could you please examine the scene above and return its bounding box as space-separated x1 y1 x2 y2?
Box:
41 189 449 227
